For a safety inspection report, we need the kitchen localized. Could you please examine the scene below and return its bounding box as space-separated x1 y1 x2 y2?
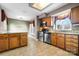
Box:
0 3 79 56
37 5 79 55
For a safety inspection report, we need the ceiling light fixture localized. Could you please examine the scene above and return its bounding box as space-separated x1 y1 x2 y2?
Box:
29 3 51 11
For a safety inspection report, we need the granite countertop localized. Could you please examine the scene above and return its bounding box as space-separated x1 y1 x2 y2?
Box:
49 31 79 35
0 32 28 34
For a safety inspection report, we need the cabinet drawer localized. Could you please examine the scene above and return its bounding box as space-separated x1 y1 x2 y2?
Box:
9 34 19 37
0 34 8 38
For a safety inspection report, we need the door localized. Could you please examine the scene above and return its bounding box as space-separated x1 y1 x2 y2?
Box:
9 34 19 49
0 34 8 52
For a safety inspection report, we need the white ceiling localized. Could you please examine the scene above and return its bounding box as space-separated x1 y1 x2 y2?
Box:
0 3 68 21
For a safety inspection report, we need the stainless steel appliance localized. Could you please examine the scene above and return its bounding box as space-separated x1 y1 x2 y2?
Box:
38 31 44 41
44 32 51 44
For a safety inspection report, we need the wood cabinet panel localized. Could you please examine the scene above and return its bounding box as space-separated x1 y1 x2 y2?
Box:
20 33 27 46
9 34 19 49
71 6 79 24
42 17 51 26
57 34 65 49
66 44 71 51
0 37 8 52
0 33 28 52
51 33 57 46
66 34 78 54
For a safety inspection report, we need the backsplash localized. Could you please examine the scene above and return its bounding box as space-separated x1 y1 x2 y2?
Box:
72 24 79 32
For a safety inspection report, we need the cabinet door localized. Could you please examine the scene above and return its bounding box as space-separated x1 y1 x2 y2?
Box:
57 34 65 49
71 6 79 24
42 17 51 26
0 37 8 52
66 35 72 51
71 35 78 54
51 33 57 46
57 38 65 49
9 34 19 49
66 35 78 54
20 33 27 46
71 42 78 54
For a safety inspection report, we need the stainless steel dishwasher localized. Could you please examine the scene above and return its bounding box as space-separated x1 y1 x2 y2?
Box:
43 32 51 44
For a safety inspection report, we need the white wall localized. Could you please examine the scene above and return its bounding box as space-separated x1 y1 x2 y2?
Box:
8 19 29 33
0 8 7 33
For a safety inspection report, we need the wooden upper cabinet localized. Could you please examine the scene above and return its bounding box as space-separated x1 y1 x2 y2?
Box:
42 17 51 26
0 34 8 52
71 6 79 24
9 34 20 49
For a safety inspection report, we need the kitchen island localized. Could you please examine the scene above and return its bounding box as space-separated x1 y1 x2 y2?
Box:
0 32 28 52
50 31 79 55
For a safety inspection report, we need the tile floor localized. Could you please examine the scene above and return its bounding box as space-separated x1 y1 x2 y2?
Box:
0 37 75 56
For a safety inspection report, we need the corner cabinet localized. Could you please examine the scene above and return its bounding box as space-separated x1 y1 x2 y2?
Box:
0 33 28 52
71 6 79 24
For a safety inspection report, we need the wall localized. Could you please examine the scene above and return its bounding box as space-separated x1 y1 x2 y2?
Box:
0 8 7 33
8 18 29 33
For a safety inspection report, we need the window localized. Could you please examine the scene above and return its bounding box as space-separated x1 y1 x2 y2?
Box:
53 17 72 31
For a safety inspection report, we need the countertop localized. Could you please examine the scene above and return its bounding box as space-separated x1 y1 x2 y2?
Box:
0 32 28 34
49 31 79 35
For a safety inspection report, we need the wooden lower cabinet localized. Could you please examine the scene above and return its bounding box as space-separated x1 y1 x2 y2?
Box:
51 33 57 46
57 33 65 49
20 33 27 46
0 34 8 52
66 35 78 54
0 33 28 52
9 34 20 49
51 33 79 55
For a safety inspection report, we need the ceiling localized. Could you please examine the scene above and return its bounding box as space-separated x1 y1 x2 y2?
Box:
0 3 68 21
